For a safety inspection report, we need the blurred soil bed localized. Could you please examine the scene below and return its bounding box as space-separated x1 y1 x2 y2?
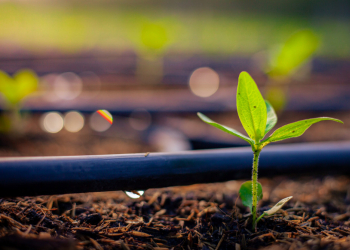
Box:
1 176 350 250
0 114 155 157
0 111 349 157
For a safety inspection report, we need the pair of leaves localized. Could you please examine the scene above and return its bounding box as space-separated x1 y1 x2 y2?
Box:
0 69 38 106
198 72 273 145
239 181 293 218
198 71 343 146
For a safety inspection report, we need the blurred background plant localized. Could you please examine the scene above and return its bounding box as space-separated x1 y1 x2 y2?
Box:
133 19 175 84
0 69 38 133
260 30 320 111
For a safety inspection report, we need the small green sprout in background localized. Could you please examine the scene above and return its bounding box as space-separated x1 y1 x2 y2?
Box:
198 71 343 231
264 29 319 111
132 19 179 85
0 69 38 133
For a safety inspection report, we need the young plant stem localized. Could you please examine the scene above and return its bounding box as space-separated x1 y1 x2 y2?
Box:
255 212 266 228
252 147 261 231
10 106 22 134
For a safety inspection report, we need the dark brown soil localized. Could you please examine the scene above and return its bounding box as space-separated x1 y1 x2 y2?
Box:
1 176 350 250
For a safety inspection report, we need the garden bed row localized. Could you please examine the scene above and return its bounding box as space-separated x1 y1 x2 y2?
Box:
1 83 349 115
1 176 350 250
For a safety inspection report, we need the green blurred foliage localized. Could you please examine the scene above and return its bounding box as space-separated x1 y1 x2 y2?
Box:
0 69 38 106
265 30 319 111
265 85 288 112
267 30 319 78
131 17 180 58
0 3 348 57
141 22 168 51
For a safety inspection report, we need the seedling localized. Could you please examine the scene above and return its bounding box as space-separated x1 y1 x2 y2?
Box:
264 30 319 111
198 71 343 230
0 69 38 107
135 20 174 84
0 69 38 133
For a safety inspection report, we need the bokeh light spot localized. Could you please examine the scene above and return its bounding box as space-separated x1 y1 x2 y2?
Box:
54 72 83 100
40 112 64 133
149 128 191 152
64 111 84 133
189 67 220 97
90 110 113 132
97 110 113 124
129 109 152 131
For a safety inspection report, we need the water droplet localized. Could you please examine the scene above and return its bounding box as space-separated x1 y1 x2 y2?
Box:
124 190 144 199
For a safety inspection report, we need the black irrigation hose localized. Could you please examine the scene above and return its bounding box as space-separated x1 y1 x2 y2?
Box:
0 141 350 197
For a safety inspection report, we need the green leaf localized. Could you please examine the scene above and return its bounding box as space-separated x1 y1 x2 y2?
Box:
237 72 267 142
265 117 343 143
265 100 277 135
239 181 263 212
0 69 38 105
13 69 38 100
0 71 17 105
197 112 254 145
263 196 293 216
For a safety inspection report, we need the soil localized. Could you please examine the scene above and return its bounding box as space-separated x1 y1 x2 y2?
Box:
1 176 350 250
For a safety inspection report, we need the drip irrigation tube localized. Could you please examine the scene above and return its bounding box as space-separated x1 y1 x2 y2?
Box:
0 141 350 197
